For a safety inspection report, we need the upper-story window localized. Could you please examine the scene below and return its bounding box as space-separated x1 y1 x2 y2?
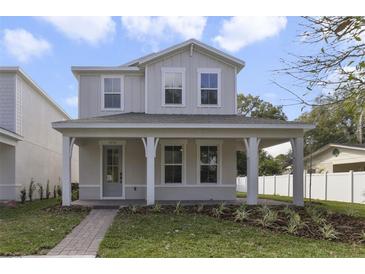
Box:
198 68 221 107
102 76 124 110
161 68 185 106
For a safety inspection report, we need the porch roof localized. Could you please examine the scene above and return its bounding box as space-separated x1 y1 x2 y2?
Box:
53 113 314 130
52 113 315 130
0 127 23 146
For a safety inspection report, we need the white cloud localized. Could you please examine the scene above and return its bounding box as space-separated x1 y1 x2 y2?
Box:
65 96 78 107
121 16 207 50
264 142 291 157
42 16 116 45
214 16 287 52
2 28 51 62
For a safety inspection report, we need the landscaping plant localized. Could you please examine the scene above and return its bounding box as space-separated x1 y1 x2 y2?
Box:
174 201 183 215
37 183 44 200
319 223 338 240
20 188 26 204
233 208 250 222
53 185 57 198
129 205 139 214
257 208 278 227
56 185 62 198
46 180 50 199
152 202 162 213
285 212 304 235
28 178 36 202
196 204 204 213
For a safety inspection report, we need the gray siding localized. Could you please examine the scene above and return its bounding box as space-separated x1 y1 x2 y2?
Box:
146 49 236 115
78 74 145 118
0 143 16 200
0 73 16 132
78 138 237 200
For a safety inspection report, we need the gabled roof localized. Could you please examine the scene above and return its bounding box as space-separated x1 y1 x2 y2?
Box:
53 113 314 130
121 39 245 71
304 143 365 160
0 67 71 119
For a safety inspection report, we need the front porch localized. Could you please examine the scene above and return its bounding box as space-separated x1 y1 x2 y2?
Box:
52 113 313 207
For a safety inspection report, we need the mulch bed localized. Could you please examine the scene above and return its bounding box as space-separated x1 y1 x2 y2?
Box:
120 203 365 245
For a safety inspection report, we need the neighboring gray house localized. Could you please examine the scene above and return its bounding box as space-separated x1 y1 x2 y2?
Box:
52 39 313 207
0 67 78 201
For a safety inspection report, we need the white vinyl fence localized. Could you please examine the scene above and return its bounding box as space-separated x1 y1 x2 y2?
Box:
236 171 365 204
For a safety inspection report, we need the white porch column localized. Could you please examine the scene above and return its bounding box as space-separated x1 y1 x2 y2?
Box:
244 137 260 205
142 137 159 205
62 136 74 206
291 137 304 206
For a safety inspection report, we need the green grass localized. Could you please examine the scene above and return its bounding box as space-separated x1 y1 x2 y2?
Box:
99 212 365 258
237 192 365 218
0 199 89 256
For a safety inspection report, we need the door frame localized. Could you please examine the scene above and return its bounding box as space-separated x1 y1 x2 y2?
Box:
99 140 126 200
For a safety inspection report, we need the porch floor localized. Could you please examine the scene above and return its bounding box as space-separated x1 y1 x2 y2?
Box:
71 198 287 209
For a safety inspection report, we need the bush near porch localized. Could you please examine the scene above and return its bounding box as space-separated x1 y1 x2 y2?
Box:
99 202 365 258
0 199 89 256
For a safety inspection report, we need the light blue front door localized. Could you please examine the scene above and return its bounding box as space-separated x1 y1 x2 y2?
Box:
102 146 123 198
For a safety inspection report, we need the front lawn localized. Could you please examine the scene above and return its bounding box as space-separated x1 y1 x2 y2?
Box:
237 192 365 218
0 199 89 256
99 209 365 258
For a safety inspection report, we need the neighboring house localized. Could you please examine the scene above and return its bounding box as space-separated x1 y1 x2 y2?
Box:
304 143 365 173
52 39 313 207
0 67 78 201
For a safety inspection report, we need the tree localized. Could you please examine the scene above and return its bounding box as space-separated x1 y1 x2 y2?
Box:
237 94 287 120
278 16 365 143
236 93 289 176
298 97 360 155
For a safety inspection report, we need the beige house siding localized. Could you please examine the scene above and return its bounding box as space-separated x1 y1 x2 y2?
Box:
306 147 365 173
78 138 237 200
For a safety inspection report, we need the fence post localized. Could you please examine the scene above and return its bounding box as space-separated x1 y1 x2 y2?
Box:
324 171 328 201
288 173 291 196
263 175 265 195
274 175 277 196
304 170 307 198
350 170 354 203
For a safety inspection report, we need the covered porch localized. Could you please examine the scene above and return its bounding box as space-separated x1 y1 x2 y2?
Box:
52 113 313 207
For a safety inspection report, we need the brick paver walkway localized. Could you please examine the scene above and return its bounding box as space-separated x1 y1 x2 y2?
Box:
47 209 117 257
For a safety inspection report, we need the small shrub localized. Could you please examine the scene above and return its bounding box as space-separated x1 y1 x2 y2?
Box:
129 205 139 214
319 223 338 240
46 180 50 199
257 208 278 227
212 207 222 219
174 201 183 215
282 205 295 216
218 202 227 212
28 178 36 202
345 208 359 217
20 188 26 204
37 183 44 200
233 208 250 222
196 204 204 213
285 213 304 234
152 202 162 213
306 206 326 225
56 185 62 198
257 205 270 215
358 231 365 244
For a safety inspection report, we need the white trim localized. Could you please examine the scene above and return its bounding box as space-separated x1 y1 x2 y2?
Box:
99 141 126 200
0 184 22 187
145 64 148 113
160 140 187 185
77 74 81 118
101 75 124 112
161 67 186 107
196 140 223 185
234 67 238 114
197 68 221 107
79 185 99 188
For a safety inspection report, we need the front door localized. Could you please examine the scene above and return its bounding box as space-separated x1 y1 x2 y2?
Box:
102 145 123 198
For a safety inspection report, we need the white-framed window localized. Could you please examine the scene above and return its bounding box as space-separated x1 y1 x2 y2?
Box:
197 68 221 107
196 140 222 184
161 68 185 106
101 75 124 110
161 140 186 184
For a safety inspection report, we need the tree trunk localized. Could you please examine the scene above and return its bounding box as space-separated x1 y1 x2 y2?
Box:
358 108 364 144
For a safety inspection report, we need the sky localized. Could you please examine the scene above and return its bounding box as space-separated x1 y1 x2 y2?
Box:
0 16 312 155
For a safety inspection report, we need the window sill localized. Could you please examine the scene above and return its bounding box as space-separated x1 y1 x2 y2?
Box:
162 104 186 108
197 105 222 108
101 108 124 112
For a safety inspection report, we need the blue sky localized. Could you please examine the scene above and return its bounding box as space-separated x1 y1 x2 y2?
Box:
0 16 311 119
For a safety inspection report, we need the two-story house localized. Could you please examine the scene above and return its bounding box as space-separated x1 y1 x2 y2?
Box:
52 39 313 207
0 67 78 201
